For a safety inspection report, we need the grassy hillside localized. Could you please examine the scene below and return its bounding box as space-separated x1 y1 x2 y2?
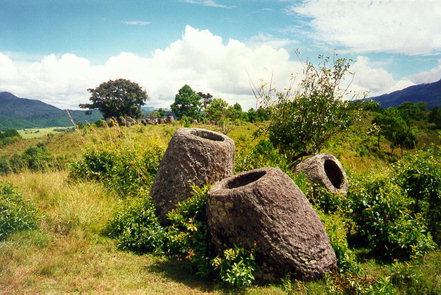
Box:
0 119 440 294
0 92 102 130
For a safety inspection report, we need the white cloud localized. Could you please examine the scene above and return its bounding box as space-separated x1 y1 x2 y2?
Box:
0 26 300 110
411 60 441 84
249 33 298 50
349 56 414 96
179 0 235 8
3 25 429 111
121 20 151 26
291 0 441 55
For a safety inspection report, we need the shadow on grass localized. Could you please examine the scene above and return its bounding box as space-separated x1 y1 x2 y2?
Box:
146 258 219 293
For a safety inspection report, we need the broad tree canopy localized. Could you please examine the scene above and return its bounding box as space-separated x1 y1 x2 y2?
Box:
80 79 148 119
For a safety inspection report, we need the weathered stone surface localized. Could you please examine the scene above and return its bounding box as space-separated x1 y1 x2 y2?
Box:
151 128 235 223
207 167 337 281
295 153 348 194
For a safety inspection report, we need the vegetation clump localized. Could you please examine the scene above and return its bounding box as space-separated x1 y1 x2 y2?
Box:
0 129 21 147
255 55 362 164
0 183 38 241
0 142 53 175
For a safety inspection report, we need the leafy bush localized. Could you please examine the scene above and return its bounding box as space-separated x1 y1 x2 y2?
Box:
165 185 257 288
0 129 21 148
69 145 164 196
0 156 12 175
106 191 165 254
165 185 214 278
0 183 38 241
318 211 359 273
21 143 53 171
255 55 361 163
348 175 435 259
326 273 396 294
0 143 53 175
212 246 256 289
235 139 289 173
393 149 441 244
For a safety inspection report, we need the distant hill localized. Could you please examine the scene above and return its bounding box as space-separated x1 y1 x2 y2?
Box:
0 92 102 130
370 79 441 109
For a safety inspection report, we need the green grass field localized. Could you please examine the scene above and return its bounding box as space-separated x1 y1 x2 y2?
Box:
17 127 75 139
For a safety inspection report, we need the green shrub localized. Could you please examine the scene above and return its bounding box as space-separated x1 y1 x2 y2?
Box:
0 183 38 241
0 143 53 175
165 185 257 287
0 129 21 148
308 184 349 214
106 191 165 254
318 211 359 273
348 175 435 259
69 145 164 196
212 246 256 289
70 149 117 181
326 273 396 294
21 143 53 171
0 156 12 175
235 139 289 173
165 185 214 278
394 149 441 244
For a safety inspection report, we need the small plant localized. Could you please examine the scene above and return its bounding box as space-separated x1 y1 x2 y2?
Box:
0 183 38 241
211 246 256 289
318 211 360 273
326 273 396 294
165 185 214 278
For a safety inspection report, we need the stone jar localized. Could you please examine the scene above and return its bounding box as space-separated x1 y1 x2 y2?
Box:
294 153 348 194
151 128 235 223
207 167 337 281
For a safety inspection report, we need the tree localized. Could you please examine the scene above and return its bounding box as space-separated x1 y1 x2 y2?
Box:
373 108 417 154
170 85 202 120
205 98 229 122
247 107 269 123
151 108 166 119
255 55 361 164
80 79 148 119
227 103 247 121
396 101 428 123
429 106 441 129
197 91 213 109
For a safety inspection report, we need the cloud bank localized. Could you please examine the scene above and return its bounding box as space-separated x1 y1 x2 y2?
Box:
0 25 438 110
0 26 299 110
291 0 441 55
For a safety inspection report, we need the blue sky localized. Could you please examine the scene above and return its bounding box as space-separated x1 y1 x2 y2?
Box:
1 0 440 109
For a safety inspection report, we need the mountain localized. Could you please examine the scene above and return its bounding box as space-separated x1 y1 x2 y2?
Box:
370 79 441 109
0 92 102 130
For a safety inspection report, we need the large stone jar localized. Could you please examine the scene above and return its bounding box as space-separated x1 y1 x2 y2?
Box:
295 153 348 194
207 167 337 281
151 128 235 223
